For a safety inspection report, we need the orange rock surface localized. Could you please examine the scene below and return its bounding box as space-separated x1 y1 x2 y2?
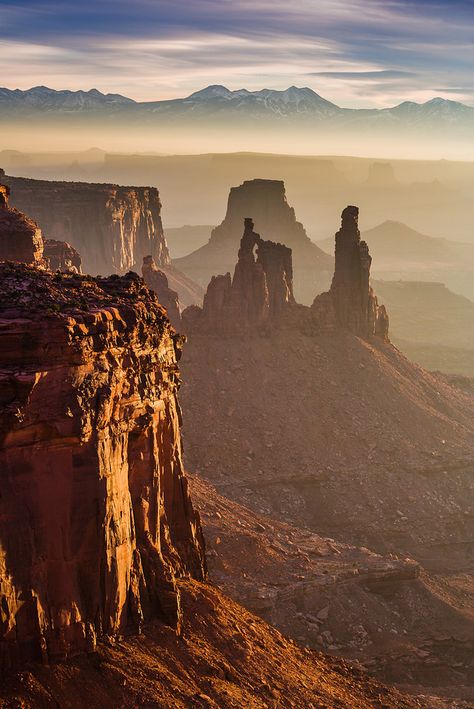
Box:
0 264 205 670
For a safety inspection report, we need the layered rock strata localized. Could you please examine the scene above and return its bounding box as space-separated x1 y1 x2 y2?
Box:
43 238 82 273
1 170 171 276
142 255 181 328
183 218 295 332
312 206 389 340
0 263 206 670
174 179 333 304
0 183 45 266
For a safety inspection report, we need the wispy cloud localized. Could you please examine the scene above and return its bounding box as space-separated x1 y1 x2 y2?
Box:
0 0 472 107
309 70 416 80
434 87 474 94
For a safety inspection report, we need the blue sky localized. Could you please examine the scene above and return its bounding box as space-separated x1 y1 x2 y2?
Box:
1 0 473 106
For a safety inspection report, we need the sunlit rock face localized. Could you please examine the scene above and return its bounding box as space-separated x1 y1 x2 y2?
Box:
142 254 181 328
182 217 295 332
0 264 206 670
2 171 171 276
0 183 45 266
312 206 389 341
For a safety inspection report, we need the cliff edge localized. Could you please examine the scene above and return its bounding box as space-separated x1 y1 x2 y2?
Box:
0 264 206 669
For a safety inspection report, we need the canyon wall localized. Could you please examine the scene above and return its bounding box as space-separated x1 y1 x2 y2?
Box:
0 263 206 670
174 179 333 304
1 169 171 276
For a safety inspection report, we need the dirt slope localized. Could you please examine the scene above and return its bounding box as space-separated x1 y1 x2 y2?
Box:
180 331 474 567
190 476 474 704
0 581 422 709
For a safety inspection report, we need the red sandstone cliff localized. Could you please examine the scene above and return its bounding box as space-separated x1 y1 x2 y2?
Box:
0 264 205 669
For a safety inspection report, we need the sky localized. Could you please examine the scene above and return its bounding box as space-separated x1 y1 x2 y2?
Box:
0 0 473 108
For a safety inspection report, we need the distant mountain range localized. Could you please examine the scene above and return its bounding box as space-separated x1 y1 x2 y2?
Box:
0 85 472 129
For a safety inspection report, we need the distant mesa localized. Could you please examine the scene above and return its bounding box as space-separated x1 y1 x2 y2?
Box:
373 279 474 376
1 170 170 276
365 162 398 187
175 178 333 305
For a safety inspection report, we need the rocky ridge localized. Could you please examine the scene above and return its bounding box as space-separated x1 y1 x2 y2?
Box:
179 208 474 569
184 207 389 344
0 263 206 669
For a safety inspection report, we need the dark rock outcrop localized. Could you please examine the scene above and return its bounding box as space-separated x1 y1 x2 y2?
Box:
0 263 206 669
174 179 333 304
183 218 295 332
142 255 181 328
312 206 389 340
43 238 82 273
0 183 45 266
